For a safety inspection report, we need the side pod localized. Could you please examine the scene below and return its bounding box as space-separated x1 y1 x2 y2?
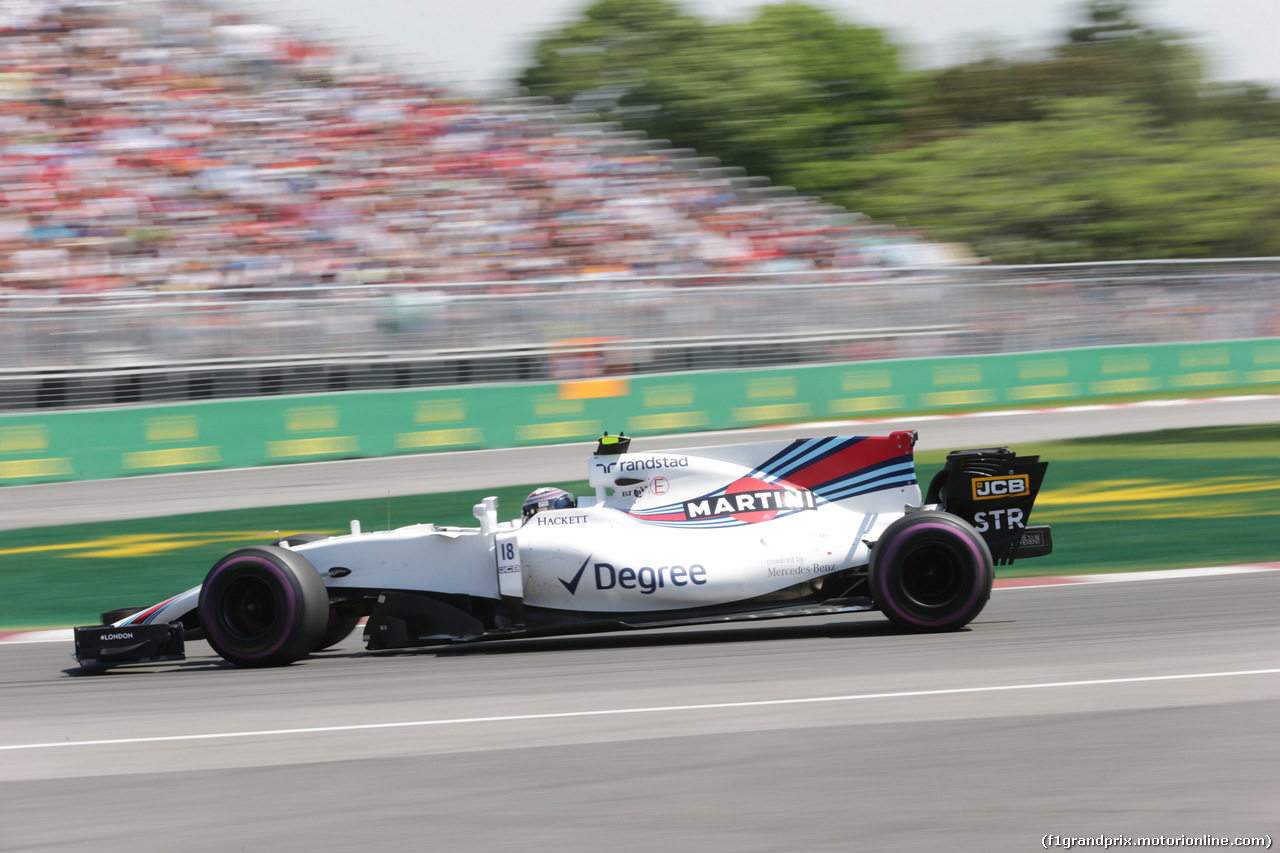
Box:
363 591 486 650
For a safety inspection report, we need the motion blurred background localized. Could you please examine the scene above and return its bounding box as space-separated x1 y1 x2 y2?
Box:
5 8 1278 848
1 0 1278 465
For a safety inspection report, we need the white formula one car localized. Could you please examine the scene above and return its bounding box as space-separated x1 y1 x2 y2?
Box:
74 432 1051 669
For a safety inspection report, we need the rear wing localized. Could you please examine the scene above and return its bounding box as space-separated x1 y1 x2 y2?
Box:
925 447 1052 565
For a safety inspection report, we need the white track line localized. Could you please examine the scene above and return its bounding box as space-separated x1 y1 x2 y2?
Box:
4 668 1278 752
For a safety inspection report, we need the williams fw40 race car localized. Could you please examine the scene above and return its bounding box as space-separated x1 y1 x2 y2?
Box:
74 431 1051 670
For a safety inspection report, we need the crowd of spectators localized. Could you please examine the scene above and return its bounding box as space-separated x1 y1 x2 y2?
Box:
0 0 939 297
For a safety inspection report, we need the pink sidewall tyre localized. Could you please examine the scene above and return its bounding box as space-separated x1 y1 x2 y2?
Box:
869 511 994 632
199 546 329 667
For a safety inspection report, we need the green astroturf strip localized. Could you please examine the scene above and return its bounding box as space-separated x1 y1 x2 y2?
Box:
3 425 1279 629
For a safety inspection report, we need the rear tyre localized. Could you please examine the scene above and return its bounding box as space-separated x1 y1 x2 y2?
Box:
869 511 993 632
199 546 329 667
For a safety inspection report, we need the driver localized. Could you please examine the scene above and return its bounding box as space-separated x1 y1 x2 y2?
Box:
521 486 576 524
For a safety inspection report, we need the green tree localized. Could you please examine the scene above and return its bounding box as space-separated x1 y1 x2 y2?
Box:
718 3 906 158
909 0 1205 139
518 1 911 190
847 98 1280 262
1057 0 1204 122
517 0 1280 263
1197 83 1280 137
518 0 705 111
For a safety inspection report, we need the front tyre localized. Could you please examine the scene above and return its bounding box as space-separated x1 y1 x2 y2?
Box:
869 511 993 632
199 546 329 667
313 610 361 651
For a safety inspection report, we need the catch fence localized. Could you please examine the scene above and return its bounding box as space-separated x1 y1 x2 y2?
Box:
2 260 1277 412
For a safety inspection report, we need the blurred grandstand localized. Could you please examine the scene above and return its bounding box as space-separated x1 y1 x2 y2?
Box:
0 0 926 294
2 0 1278 412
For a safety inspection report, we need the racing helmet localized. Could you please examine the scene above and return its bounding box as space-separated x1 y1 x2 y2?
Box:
521 486 576 523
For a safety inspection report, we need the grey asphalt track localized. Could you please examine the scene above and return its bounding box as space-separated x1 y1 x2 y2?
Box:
4 395 1279 530
2 572 1278 851
3 397 1278 852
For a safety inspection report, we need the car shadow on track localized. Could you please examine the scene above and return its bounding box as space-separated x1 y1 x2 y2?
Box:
360 615 982 659
61 616 1002 675
62 658 230 676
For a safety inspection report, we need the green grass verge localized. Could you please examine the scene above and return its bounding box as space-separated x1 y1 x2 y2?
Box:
4 424 1278 629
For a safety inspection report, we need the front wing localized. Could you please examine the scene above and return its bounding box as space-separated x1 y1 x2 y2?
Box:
73 622 185 669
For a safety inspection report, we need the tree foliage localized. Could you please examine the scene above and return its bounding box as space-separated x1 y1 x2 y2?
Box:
518 0 1280 262
519 1 910 190
848 99 1280 262
909 0 1204 139
518 0 706 109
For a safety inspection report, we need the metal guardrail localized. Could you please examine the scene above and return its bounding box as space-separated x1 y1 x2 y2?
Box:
3 260 1279 412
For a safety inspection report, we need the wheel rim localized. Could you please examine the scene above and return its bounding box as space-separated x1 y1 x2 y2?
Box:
220 575 279 642
898 541 965 608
